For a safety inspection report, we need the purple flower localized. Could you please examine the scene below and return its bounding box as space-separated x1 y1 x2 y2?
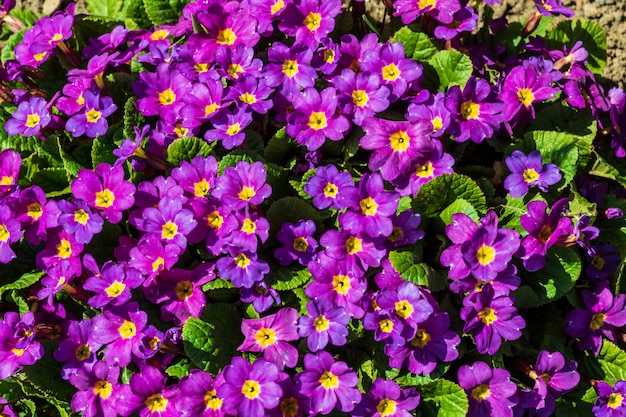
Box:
69 361 121 417
140 197 197 250
83 261 143 308
279 0 342 47
433 6 477 40
4 95 51 137
223 211 270 252
446 76 504 143
394 139 455 196
58 199 104 244
298 300 350 352
213 161 272 210
304 165 355 210
332 69 390 125
593 381 626 417
0 203 22 264
65 89 117 138
54 318 102 380
221 357 283 417
0 312 43 379
353 378 420 417
295 351 362 415
534 0 574 17
128 235 182 284
376 281 434 335
517 198 573 271
503 150 562 197
264 42 316 96
134 63 192 124
203 108 253 150
0 149 20 194
407 92 452 137
239 308 299 369
175 370 226 417
215 247 270 289
361 42 423 100
586 242 621 280
71 163 135 224
393 0 460 24
360 118 434 181
565 288 626 354
458 361 517 417
528 350 580 417
116 365 177 417
460 285 526 355
240 282 281 314
320 229 387 275
274 220 318 266
500 65 559 124
286 87 350 151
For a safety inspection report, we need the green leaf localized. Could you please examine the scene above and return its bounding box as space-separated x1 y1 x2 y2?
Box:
264 128 297 166
427 50 473 91
439 198 479 225
270 267 312 291
166 136 214 167
86 0 123 18
499 193 546 233
182 303 243 374
419 378 469 417
545 19 606 75
412 174 487 219
266 197 323 234
521 131 579 191
392 27 438 61
217 151 262 175
597 340 626 385
92 138 117 167
31 168 70 193
8 291 29 315
165 358 193 379
0 270 44 298
1 28 25 63
143 0 193 26
389 250 427 286
202 278 234 291
125 0 152 29
123 97 146 139
589 149 626 188
21 341 75 403
581 387 598 404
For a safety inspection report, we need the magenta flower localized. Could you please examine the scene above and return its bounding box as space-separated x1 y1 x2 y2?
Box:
279 0 342 47
221 357 283 417
332 69 390 126
395 139 455 195
58 199 104 244
239 307 299 369
140 196 197 250
499 65 559 123
171 155 218 199
361 118 434 181
179 79 226 127
528 350 580 417
4 96 51 137
0 149 21 194
216 247 270 288
460 286 526 355
213 161 272 210
225 74 274 114
361 42 423 100
393 0 461 24
320 229 387 275
0 204 22 264
134 63 192 124
304 164 355 210
503 150 562 197
534 0 574 17
593 381 626 417
0 312 43 379
175 370 226 417
223 211 270 252
407 91 452 137
69 361 122 417
116 365 177 417
433 6 478 40
565 288 626 354
353 378 420 417
298 300 350 352
517 198 573 271
203 108 253 150
54 318 102 380
83 261 143 308
274 219 318 266
286 87 350 151
458 361 517 417
36 229 84 277
264 42 317 96
446 76 504 143
71 163 135 224
128 235 182 284
65 89 117 138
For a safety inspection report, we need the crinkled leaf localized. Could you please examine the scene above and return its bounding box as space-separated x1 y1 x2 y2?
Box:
165 358 193 379
125 0 152 29
545 19 606 75
597 340 626 385
290 169 316 200
393 27 438 61
412 174 487 219
264 128 298 166
92 137 117 167
589 149 626 188
265 162 289 200
439 198 479 225
266 197 323 235
427 49 473 91
166 136 214 167
270 267 312 291
1 28 25 63
87 0 123 18
568 188 597 220
419 378 469 417
21 341 75 404
7 291 29 315
31 168 69 194
217 150 263 175
123 97 146 139
143 0 192 26
0 270 44 298
202 278 234 291
182 303 242 374
581 387 598 404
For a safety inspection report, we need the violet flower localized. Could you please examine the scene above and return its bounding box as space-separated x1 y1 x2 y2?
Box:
503 150 562 197
69 361 122 417
593 381 626 417
274 219 318 266
304 164 355 210
353 378 420 417
528 350 580 417
297 300 350 352
458 361 517 417
4 95 51 137
65 89 117 138
212 161 272 210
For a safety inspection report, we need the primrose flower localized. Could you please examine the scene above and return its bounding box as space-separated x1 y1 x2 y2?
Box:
528 350 580 417
0 149 20 194
179 79 226 127
503 150 562 197
446 76 504 143
274 219 318 266
460 285 526 355
203 107 253 150
221 356 283 417
353 378 420 417
57 199 104 244
134 63 192 124
395 140 455 195
376 281 434 337
216 248 270 288
360 118 434 181
320 229 387 275
223 211 270 252
361 42 423 100
565 288 626 354
433 6 478 40
213 161 272 210
332 69 390 126
393 0 461 25
499 65 559 124
279 0 342 47
239 307 300 369
141 196 197 250
295 350 362 415
407 91 452 137
128 235 182 284
297 300 350 352
304 164 355 210
286 87 350 151
534 0 574 17
69 361 121 417
116 365 177 417
65 89 117 138
0 312 43 379
264 42 317 96
4 95 51 137
593 381 626 417
225 74 274 114
54 318 102 380
71 163 135 224
0 204 22 264
83 261 143 308
586 242 621 280
458 361 518 417
175 370 226 417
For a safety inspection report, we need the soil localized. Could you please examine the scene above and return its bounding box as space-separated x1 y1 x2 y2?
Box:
11 0 626 88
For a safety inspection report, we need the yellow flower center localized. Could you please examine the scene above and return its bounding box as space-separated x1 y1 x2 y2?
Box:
158 88 176 106
12 348 24 357
118 320 136 339
319 371 339 390
235 253 250 268
323 183 338 198
0 225 9 242
282 60 299 77
538 225 552 243
609 393 624 409
303 12 321 31
207 211 224 229
193 179 211 197
591 255 605 270
228 64 244 78
51 33 64 43
93 381 113 399
389 130 410 152
476 244 496 266
241 218 257 234
280 397 299 417
217 28 237 45
308 112 328 130
25 113 40 128
204 389 223 410
395 300 414 319
471 384 491 401
523 168 540 183
418 0 437 9
517 87 535 107
238 186 256 201
360 197 378 216
352 90 369 107
33 51 48 62
324 48 335 63
161 221 178 240
174 124 188 138
432 116 443 132
205 103 221 117
105 281 126 298
75 344 91 361
411 328 432 348
152 256 164 272
86 108 102 123
379 319 394 333
293 237 308 252
226 123 241 136
57 239 72 258
195 63 209 73
345 236 362 255
254 327 277 348
332 275 351 295
94 189 115 208
242 380 261 399
74 209 90 225
145 393 168 413
175 280 194 300
590 313 606 330
478 307 498 325
150 29 169 40
381 63 401 82
0 175 13 185
313 315 330 332
270 0 285 14
376 399 397 417
460 100 481 120
240 92 257 104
